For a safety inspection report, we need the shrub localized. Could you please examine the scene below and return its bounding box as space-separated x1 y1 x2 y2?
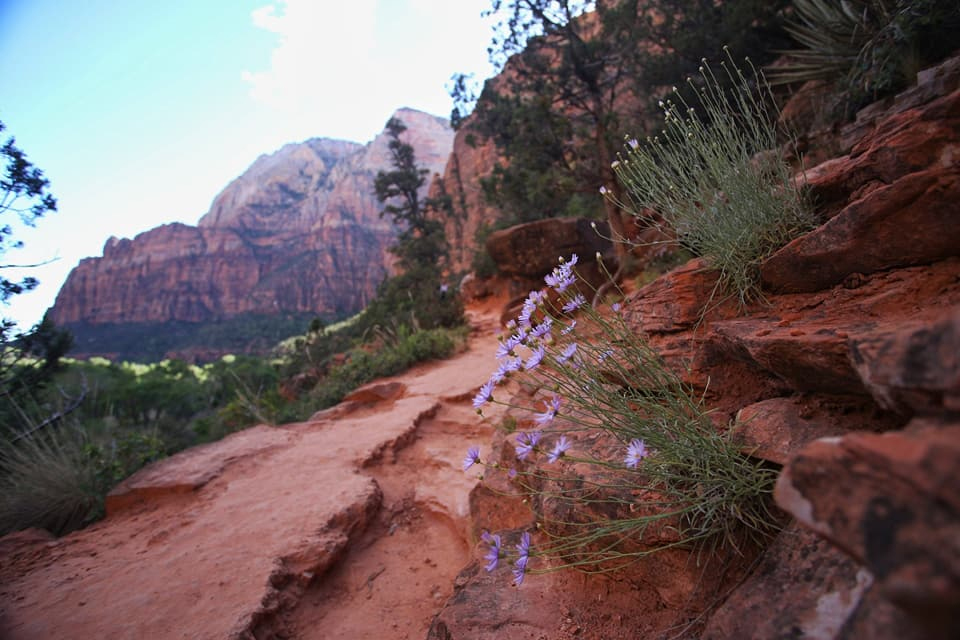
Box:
463 256 780 583
768 0 960 113
608 51 815 308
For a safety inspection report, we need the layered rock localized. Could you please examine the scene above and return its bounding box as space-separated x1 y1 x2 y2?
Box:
49 108 453 357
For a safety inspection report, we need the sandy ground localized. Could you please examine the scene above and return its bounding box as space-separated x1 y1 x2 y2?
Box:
0 303 507 640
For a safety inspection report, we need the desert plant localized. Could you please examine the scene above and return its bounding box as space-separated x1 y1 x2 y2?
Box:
768 0 960 111
0 429 107 535
607 51 814 308
463 256 779 583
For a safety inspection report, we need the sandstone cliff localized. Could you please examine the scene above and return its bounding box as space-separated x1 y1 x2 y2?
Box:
50 108 452 359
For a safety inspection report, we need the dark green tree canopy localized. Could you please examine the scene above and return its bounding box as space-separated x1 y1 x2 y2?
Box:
451 0 790 236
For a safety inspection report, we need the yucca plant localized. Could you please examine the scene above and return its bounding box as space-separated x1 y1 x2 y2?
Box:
769 0 960 109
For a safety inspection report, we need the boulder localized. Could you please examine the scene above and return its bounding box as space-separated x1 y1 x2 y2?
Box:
485 218 612 278
775 419 960 637
761 87 960 294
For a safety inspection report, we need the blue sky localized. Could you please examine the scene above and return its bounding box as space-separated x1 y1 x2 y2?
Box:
0 0 495 329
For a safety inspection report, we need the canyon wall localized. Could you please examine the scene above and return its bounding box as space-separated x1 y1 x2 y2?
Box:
49 108 453 358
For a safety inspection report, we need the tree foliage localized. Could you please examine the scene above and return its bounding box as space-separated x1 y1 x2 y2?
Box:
370 117 463 331
1 120 58 301
451 0 791 255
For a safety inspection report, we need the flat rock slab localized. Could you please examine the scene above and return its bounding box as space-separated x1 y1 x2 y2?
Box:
105 424 296 516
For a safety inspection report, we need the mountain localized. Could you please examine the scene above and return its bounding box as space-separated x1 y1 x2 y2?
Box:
49 108 453 361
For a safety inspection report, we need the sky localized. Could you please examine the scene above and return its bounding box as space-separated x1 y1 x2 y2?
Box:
0 0 497 330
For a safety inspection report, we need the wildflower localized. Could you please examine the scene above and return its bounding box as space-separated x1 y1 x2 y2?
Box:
612 302 622 313
489 368 506 385
530 317 553 340
628 138 639 150
566 254 579 267
534 396 561 426
472 379 494 410
496 333 523 359
518 292 543 326
597 349 614 364
516 531 531 562
508 468 517 479
500 356 523 374
515 431 541 460
481 532 502 572
547 436 571 463
524 344 545 371
556 342 578 364
513 532 531 585
513 556 528 586
599 185 608 195
463 446 481 472
544 268 575 293
625 439 648 468
562 294 586 314
561 320 577 336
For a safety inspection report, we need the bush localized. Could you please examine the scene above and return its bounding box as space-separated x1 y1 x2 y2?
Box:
306 325 463 412
768 0 960 113
608 52 815 308
463 256 780 584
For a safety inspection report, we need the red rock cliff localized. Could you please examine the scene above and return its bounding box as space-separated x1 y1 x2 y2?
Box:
49 109 453 328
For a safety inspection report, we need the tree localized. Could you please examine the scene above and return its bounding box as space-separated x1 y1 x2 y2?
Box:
1 120 58 301
0 120 73 437
452 0 790 279
369 118 463 330
374 117 448 271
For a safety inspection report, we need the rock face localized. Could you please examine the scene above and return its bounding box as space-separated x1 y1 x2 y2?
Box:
49 108 453 356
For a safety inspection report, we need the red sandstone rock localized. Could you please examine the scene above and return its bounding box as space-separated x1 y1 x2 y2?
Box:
775 419 960 637
762 87 960 294
703 523 874 640
849 309 960 415
485 217 612 278
49 109 453 355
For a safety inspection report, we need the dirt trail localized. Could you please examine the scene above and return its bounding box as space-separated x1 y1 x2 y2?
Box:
0 307 505 640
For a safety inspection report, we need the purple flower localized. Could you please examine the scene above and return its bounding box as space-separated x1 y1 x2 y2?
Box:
495 339 514 360
524 344 545 371
512 555 529 586
515 430 541 460
556 342 578 364
508 468 517 479
482 532 502 572
513 532 532 586
547 436 571 463
628 138 640 150
530 317 553 340
599 185 608 195
489 368 506 385
545 267 576 294
472 379 494 410
561 320 577 336
463 446 481 471
562 294 587 314
516 531 531 561
566 254 579 268
612 302 622 312
597 349 614 364
625 439 648 468
517 291 544 327
535 395 561 426
501 357 523 374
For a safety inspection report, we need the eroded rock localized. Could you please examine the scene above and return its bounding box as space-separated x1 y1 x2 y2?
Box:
775 419 960 636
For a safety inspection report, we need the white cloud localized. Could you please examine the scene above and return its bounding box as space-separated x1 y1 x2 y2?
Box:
242 0 494 144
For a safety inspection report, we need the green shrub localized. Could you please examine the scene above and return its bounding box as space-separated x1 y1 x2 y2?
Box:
464 257 780 582
609 52 815 308
768 0 960 113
